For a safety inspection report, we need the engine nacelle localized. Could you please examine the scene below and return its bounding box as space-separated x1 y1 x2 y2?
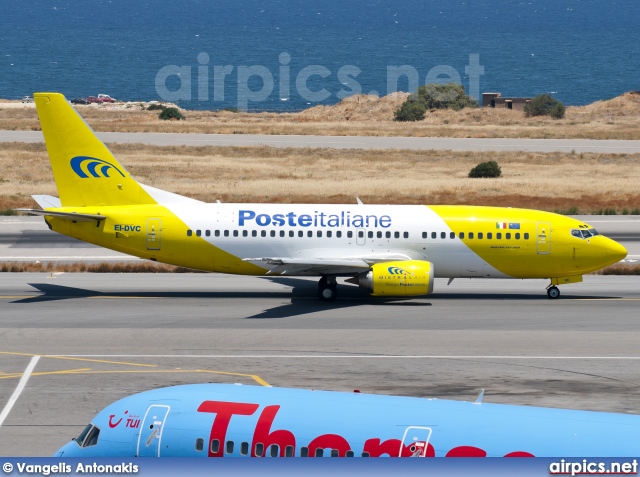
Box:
348 260 435 297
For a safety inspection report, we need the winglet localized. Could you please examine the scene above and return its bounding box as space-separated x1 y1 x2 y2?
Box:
474 389 485 404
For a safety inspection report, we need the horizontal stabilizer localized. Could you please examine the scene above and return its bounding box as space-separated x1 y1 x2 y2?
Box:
15 209 106 222
32 195 62 209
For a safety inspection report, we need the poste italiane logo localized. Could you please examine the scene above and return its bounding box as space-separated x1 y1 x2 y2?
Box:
70 156 125 178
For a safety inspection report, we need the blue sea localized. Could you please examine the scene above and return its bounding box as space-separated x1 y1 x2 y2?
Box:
1 0 639 111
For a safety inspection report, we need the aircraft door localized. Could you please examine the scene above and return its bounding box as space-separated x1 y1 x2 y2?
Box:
356 229 366 245
536 221 551 255
137 405 170 457
146 218 162 251
400 426 433 457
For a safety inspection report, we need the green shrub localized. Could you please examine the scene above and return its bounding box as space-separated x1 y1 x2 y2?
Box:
159 107 185 120
524 94 566 119
394 83 478 121
468 161 502 178
393 100 427 122
147 103 167 111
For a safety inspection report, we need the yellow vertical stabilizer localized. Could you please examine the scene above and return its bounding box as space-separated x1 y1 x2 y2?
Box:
34 93 156 207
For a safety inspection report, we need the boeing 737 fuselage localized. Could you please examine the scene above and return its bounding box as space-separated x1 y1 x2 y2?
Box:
21 93 627 300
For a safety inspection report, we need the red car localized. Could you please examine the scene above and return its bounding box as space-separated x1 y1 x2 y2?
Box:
86 96 103 104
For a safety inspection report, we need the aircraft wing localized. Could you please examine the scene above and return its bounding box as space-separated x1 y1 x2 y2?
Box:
15 209 106 222
242 257 371 275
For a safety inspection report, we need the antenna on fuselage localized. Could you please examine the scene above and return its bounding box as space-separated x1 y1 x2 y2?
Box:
356 197 363 205
474 389 485 404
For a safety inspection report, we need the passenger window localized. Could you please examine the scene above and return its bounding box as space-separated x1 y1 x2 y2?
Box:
422 232 428 239
368 231 373 238
377 231 382 238
404 232 409 239
270 230 276 237
224 230 229 237
394 231 400 239
362 452 370 457
187 230 192 237
298 230 304 237
478 232 483 239
506 233 511 239
195 438 204 452
386 231 391 238
515 233 520 239
215 230 221 237
487 232 493 239
431 232 437 239
243 230 248 237
358 231 364 238
315 448 324 457
336 231 342 238
205 230 211 237
331 449 339 457
251 230 257 237
233 230 239 237
459 232 464 239
280 230 285 237
289 230 294 237
327 231 332 238
317 231 322 238
524 232 530 240
84 426 100 447
497 233 502 239
347 231 353 238
346 450 354 457
469 232 474 239
440 232 446 239
285 445 294 457
307 231 313 238
210 439 220 454
270 444 279 457
300 447 309 457
226 440 234 454
196 230 201 237
255 443 264 457
261 230 266 237
240 442 249 456
449 232 454 239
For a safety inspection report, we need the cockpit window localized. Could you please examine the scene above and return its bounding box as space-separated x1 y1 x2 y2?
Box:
75 424 100 447
571 228 599 239
75 424 93 447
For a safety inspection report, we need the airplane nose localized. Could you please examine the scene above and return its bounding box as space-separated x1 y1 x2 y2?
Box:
607 239 627 263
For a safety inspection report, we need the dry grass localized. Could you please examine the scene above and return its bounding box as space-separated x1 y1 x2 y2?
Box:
2 142 640 212
593 264 640 275
1 91 640 139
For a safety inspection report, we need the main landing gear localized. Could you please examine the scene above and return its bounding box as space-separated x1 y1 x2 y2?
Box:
546 285 560 299
318 276 337 302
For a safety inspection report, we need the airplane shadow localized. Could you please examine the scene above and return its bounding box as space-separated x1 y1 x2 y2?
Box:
12 279 620 320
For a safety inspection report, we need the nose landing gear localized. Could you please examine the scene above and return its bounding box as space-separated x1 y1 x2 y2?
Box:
318 276 337 302
546 285 560 299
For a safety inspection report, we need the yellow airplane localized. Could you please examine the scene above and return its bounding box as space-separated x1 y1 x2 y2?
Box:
19 93 627 301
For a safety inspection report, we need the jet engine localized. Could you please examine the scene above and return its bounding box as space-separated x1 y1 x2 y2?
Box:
346 260 434 296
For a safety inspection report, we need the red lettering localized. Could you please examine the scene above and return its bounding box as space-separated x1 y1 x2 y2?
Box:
251 405 296 457
445 446 487 457
504 451 535 457
108 415 123 429
197 401 259 457
307 434 351 457
363 438 435 457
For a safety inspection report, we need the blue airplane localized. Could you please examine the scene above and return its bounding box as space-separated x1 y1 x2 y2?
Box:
55 383 640 457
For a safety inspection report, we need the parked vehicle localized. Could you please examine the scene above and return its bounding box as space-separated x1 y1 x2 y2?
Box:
70 98 90 105
97 94 116 103
86 96 103 104
21 96 33 103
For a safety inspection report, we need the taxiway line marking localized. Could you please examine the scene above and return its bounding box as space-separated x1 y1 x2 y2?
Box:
0 368 270 387
0 351 156 368
51 354 640 360
0 355 39 427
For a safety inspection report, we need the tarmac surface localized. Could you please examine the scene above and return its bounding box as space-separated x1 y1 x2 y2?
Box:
2 129 640 153
1 273 640 456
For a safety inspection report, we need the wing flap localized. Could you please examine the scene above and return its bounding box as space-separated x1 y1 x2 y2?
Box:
243 257 371 276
